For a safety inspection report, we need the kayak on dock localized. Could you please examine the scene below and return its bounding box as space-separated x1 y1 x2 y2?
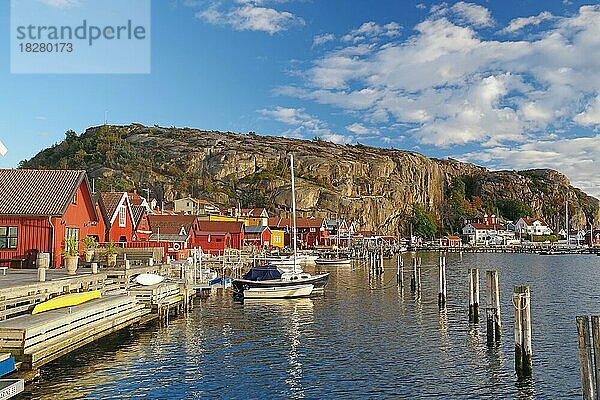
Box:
32 290 102 315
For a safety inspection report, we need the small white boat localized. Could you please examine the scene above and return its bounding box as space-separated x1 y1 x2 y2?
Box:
315 258 352 267
243 284 314 299
135 273 165 286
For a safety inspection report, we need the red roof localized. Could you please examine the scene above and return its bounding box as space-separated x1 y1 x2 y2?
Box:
198 220 244 233
98 192 128 223
0 169 90 216
268 217 324 229
469 223 504 230
446 235 461 240
148 214 197 235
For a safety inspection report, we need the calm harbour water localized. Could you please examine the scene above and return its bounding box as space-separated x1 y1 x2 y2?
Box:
18 252 600 399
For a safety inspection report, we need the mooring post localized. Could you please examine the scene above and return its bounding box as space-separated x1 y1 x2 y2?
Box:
592 316 600 398
468 268 479 323
380 247 384 274
438 255 446 307
485 270 501 341
577 316 594 400
514 285 532 378
397 255 403 286
410 257 417 292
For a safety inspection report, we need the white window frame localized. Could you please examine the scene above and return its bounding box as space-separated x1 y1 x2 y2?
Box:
119 206 127 227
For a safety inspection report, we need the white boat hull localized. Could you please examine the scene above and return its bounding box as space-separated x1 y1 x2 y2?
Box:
243 284 314 299
315 259 352 267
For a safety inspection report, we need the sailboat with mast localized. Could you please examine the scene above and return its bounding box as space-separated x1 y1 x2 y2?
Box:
232 153 330 299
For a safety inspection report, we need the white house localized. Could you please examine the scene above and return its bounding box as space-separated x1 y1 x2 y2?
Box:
515 217 553 236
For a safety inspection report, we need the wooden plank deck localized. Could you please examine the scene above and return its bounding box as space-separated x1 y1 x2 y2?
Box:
0 295 149 370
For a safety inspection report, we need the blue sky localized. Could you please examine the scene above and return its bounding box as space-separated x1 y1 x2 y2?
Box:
1 1 600 195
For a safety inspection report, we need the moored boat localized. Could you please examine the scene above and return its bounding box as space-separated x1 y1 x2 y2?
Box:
232 264 329 299
243 284 314 299
315 258 352 267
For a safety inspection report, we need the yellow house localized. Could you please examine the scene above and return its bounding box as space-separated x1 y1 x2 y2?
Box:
271 230 285 248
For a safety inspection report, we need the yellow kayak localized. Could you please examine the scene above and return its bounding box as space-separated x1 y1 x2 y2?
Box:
32 291 102 315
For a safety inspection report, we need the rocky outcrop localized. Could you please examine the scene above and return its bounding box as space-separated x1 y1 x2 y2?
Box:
20 124 599 234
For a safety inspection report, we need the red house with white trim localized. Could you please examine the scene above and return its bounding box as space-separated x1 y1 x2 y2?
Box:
97 192 135 243
0 169 99 268
244 225 272 248
268 217 326 248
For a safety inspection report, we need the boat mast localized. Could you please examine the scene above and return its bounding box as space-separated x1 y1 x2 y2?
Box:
290 153 298 273
566 199 569 246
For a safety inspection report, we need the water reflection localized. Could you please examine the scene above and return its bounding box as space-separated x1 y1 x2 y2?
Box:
243 298 314 399
19 253 600 399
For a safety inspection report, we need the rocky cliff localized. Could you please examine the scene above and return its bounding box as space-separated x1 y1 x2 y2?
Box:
20 124 599 235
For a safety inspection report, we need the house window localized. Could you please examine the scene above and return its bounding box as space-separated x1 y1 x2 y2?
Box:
141 219 146 229
66 227 79 242
0 227 18 249
119 206 126 227
72 192 77 205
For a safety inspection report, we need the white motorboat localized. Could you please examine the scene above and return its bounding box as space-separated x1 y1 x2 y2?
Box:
243 284 314 299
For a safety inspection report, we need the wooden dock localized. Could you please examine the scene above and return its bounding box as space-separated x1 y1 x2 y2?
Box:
0 295 149 370
0 262 196 382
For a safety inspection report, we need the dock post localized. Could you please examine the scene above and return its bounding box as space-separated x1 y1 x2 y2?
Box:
577 316 594 400
397 255 403 286
592 316 600 398
468 268 479 323
380 248 384 274
91 262 98 274
410 257 417 292
485 271 501 341
438 255 446 307
514 285 532 378
37 266 46 282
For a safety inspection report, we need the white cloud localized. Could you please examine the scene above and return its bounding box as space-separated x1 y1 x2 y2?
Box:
341 21 401 43
277 5 600 149
346 122 371 135
462 135 600 197
504 11 554 33
432 2 494 27
313 33 335 47
450 2 494 27
574 96 600 126
37 0 79 8
196 2 304 34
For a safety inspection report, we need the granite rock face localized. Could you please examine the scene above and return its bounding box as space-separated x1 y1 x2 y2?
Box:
21 124 599 234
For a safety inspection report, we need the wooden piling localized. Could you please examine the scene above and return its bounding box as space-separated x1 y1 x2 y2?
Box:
577 316 595 400
438 256 446 307
592 316 600 398
485 270 501 341
514 285 532 378
397 255 403 286
410 258 417 292
468 268 479 323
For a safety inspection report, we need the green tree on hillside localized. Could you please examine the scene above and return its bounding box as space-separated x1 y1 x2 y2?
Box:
412 204 437 239
495 199 534 222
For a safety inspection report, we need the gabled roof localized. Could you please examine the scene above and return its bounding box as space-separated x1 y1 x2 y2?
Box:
267 217 324 229
97 192 133 226
198 220 245 233
131 205 147 228
240 208 268 218
520 217 549 226
148 214 197 235
0 169 93 217
245 225 270 234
